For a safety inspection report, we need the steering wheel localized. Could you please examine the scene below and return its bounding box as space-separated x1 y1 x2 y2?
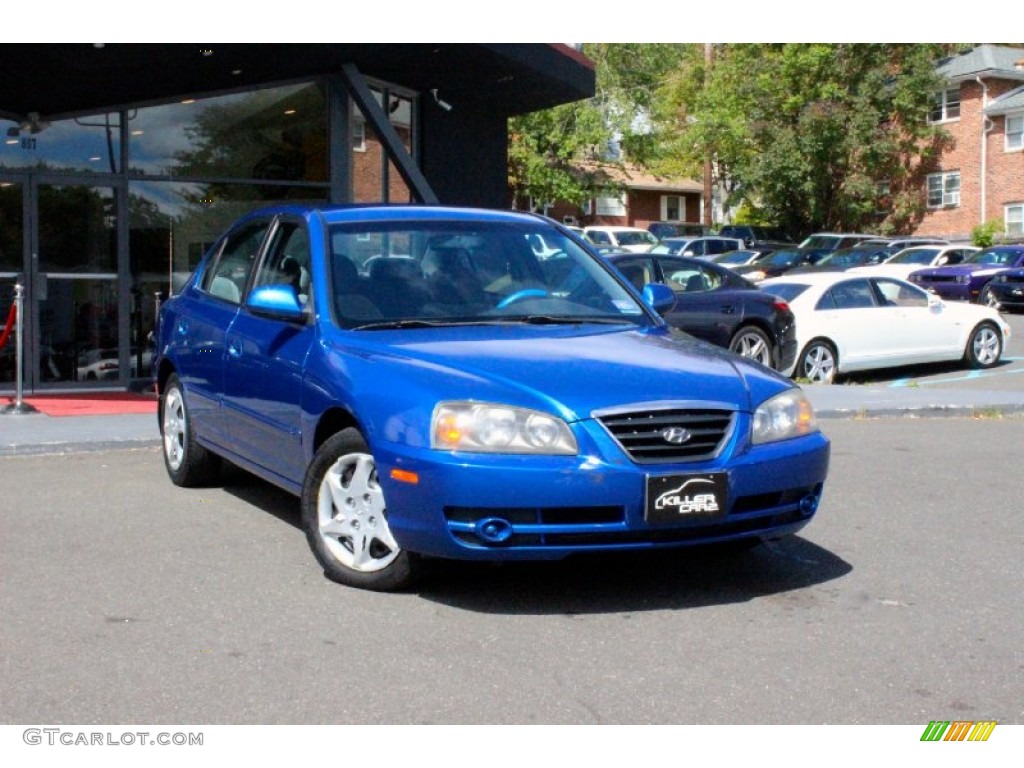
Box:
496 288 550 309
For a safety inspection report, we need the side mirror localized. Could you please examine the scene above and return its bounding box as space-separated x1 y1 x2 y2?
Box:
247 284 305 322
927 293 943 310
642 283 676 314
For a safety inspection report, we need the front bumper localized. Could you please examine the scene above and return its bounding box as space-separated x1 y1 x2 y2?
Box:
988 282 1024 309
372 414 830 561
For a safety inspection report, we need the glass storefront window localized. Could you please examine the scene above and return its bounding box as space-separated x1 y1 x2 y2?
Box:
128 83 327 183
353 90 416 204
129 179 328 297
1 114 121 173
38 185 117 272
0 180 22 272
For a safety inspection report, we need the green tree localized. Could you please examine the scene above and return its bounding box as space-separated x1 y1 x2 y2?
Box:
651 44 953 237
508 44 689 210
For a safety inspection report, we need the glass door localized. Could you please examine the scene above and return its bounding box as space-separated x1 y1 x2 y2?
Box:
31 179 122 387
0 179 24 388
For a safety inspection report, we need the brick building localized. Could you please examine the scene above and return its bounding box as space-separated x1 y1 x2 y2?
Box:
544 162 703 230
914 44 1024 241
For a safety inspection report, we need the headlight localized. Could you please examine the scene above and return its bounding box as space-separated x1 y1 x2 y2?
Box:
747 270 766 282
956 274 970 284
432 402 578 455
752 389 818 445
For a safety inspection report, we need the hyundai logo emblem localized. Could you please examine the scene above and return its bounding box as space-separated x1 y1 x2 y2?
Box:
661 426 691 445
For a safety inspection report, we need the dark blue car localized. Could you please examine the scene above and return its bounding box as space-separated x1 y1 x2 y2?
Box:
155 205 830 591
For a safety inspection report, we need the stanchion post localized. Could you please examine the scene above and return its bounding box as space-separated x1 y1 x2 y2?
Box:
2 283 39 415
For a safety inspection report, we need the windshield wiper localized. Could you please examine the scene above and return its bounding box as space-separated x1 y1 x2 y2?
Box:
353 319 475 330
496 315 632 325
353 316 634 330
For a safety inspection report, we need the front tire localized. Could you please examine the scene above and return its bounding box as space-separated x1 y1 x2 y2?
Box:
980 285 1002 311
729 325 775 368
301 428 419 591
796 339 838 384
160 373 221 486
965 322 1002 369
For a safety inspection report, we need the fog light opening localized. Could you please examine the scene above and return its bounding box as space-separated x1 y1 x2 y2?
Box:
475 517 514 544
799 493 820 516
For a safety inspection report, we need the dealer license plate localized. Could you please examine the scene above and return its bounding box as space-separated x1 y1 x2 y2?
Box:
645 472 728 525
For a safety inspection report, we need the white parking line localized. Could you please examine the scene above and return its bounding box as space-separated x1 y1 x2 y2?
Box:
889 357 1024 387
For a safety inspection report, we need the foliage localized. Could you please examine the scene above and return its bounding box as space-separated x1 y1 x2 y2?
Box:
656 44 953 237
971 219 1003 247
508 44 690 210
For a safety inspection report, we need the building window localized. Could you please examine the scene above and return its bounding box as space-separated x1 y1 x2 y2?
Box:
596 194 627 217
1007 113 1023 152
352 118 366 152
927 171 960 208
929 87 961 123
1007 203 1023 236
661 195 683 221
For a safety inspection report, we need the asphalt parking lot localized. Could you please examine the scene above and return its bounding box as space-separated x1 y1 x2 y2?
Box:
1 416 1022 726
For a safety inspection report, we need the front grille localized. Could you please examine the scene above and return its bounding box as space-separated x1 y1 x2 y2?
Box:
597 408 734 464
915 275 958 284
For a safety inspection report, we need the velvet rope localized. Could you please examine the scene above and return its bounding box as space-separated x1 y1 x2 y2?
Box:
0 301 16 351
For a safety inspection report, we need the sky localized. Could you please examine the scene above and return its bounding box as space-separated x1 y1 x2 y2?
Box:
5 3 1019 45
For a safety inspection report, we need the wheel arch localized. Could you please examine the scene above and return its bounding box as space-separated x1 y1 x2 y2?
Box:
312 407 364 455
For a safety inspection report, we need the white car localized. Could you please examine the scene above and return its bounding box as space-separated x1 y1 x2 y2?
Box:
582 226 659 253
760 272 1010 384
846 244 979 281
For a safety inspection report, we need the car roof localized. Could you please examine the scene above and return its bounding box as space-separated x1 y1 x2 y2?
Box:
761 271 921 289
232 203 553 227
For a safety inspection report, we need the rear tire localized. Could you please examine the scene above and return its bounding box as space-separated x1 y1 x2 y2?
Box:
160 373 221 486
964 322 1002 369
729 325 775 368
301 428 420 591
796 339 838 384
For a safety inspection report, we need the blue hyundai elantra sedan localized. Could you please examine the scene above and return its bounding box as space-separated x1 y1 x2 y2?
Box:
154 204 830 591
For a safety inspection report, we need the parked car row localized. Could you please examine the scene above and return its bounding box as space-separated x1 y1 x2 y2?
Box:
578 225 1017 386
597 249 1012 390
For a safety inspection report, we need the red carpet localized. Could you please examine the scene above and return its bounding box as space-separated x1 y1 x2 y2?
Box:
12 391 158 417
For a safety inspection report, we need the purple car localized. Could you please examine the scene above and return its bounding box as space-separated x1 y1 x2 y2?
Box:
909 245 1024 303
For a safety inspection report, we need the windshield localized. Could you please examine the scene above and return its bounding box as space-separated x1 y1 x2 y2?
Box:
615 230 658 246
764 249 802 266
969 247 1024 266
889 248 940 265
799 235 840 250
716 250 754 264
326 220 649 329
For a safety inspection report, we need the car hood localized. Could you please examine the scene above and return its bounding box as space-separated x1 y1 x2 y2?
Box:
330 325 788 424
